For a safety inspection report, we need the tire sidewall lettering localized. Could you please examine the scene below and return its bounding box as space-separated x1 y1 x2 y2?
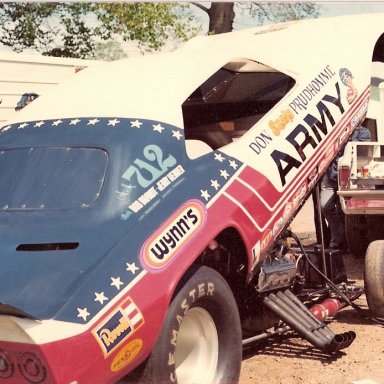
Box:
146 266 241 384
167 281 215 382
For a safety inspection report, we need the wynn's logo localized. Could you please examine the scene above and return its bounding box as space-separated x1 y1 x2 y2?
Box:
141 200 206 270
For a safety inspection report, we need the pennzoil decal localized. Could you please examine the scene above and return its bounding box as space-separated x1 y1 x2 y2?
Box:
111 339 143 372
93 297 144 356
141 200 206 270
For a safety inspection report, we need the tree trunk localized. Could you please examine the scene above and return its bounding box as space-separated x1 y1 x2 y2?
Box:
208 2 235 34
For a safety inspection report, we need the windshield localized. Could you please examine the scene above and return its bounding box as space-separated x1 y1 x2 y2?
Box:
0 147 107 210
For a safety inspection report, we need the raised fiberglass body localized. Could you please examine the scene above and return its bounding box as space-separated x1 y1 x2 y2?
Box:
0 14 384 384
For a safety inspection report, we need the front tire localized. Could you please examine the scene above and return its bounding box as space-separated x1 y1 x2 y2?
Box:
140 266 242 384
364 240 384 318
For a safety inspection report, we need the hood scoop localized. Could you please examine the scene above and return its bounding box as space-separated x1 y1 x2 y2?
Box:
16 242 79 252
0 303 40 320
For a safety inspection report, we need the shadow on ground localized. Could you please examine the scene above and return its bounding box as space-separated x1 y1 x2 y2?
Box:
242 332 346 364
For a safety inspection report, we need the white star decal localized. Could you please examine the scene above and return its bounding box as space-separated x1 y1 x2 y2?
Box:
172 130 182 140
18 123 28 129
77 307 90 321
130 120 143 128
220 169 230 180
1 125 12 132
214 153 225 162
229 160 238 170
34 121 45 127
94 292 109 305
153 124 164 133
70 118 81 125
126 262 139 274
110 276 124 290
88 118 100 125
210 179 220 190
52 119 63 126
108 118 120 126
200 189 211 201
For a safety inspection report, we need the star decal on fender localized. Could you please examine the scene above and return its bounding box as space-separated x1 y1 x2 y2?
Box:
126 262 139 274
77 307 90 321
110 276 124 290
94 292 109 305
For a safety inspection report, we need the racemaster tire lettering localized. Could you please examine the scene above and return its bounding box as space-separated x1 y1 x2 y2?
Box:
179 282 215 315
140 266 242 384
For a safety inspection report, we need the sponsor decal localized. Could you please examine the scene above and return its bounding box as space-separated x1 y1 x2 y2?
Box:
272 216 284 237
283 202 293 222
289 65 336 114
322 146 335 172
338 127 349 147
351 99 368 129
292 183 307 208
307 167 319 191
93 297 144 356
268 109 294 137
261 229 273 252
249 130 273 155
339 68 357 104
141 200 206 270
111 339 143 372
270 81 345 187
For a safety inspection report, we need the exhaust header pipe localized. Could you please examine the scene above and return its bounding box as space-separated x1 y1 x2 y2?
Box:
264 290 355 353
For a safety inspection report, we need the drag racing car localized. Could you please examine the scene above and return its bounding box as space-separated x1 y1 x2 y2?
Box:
0 13 384 384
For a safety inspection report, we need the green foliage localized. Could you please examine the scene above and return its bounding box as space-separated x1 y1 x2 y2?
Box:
0 2 200 58
244 2 320 24
91 40 128 62
93 3 200 52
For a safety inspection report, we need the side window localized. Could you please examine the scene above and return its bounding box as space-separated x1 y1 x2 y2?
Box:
182 58 295 151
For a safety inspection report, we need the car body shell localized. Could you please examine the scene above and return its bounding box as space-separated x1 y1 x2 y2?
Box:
0 14 384 383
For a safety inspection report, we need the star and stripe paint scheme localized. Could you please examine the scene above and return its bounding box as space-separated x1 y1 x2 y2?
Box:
0 13 384 383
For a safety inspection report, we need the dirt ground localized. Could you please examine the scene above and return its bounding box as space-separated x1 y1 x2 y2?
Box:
239 200 384 384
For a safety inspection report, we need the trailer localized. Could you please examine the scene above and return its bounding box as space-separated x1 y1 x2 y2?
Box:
0 52 99 124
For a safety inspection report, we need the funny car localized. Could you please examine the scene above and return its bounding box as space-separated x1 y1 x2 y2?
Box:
0 13 384 384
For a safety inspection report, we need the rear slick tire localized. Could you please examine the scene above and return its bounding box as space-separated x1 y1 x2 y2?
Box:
140 266 242 384
364 240 384 318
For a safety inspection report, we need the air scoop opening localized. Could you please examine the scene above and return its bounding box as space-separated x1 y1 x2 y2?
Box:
16 242 79 251
0 303 40 320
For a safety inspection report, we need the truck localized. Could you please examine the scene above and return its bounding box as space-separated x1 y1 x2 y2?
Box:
0 13 383 384
338 64 384 320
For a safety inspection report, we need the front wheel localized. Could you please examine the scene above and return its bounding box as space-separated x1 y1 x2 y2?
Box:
364 240 384 318
138 266 242 384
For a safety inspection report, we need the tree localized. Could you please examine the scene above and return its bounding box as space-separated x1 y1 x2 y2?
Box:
0 2 321 59
0 2 200 58
0 3 95 58
193 2 236 34
244 2 321 25
91 40 128 62
193 2 320 34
